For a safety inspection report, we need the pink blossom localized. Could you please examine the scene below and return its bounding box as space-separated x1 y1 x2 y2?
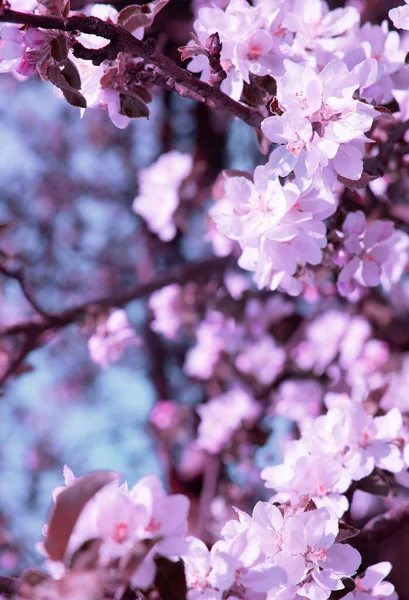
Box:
197 389 261 454
88 309 140 368
46 469 190 590
235 336 286 385
390 2 409 31
272 379 323 425
183 537 236 600
133 151 193 242
149 284 183 340
335 212 409 296
345 562 398 600
262 59 378 190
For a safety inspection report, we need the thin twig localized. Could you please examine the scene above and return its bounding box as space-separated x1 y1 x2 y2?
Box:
0 9 263 129
351 497 409 560
0 256 231 387
0 264 49 318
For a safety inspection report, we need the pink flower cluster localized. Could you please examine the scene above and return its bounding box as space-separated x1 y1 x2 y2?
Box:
334 211 409 297
262 394 408 518
88 309 140 368
133 151 193 242
43 467 190 589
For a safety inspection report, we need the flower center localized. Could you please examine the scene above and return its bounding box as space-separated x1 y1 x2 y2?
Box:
146 517 162 532
248 43 262 60
113 521 129 543
287 138 306 156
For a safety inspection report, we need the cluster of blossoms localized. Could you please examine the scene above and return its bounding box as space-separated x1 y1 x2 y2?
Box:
184 296 291 383
39 464 399 600
191 0 409 295
3 0 409 296
262 393 408 518
42 467 190 589
196 388 261 454
133 151 194 242
87 308 140 368
333 211 409 298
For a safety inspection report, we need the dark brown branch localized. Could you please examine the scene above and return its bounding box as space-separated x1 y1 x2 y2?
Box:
351 497 409 559
0 576 20 599
0 256 231 386
0 264 49 318
0 9 263 129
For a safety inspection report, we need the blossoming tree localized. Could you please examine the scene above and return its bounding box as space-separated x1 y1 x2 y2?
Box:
2 0 409 599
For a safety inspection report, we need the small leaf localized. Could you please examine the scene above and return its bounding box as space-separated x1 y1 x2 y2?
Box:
61 59 82 90
44 471 118 562
117 5 149 32
62 88 87 108
338 171 379 190
356 469 390 497
21 569 51 587
70 539 102 572
119 93 149 119
302 497 318 512
335 523 359 544
120 538 161 581
131 85 152 104
118 0 169 32
269 97 284 116
178 44 206 62
154 557 187 600
48 64 87 108
61 0 70 17
51 34 68 62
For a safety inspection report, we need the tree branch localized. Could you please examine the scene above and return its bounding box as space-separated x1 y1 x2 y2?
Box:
0 576 20 599
0 264 49 318
0 8 263 129
0 256 231 386
351 497 409 560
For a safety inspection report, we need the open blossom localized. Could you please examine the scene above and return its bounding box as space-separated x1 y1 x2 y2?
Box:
211 166 335 295
133 151 193 241
272 379 323 425
149 284 183 340
262 394 408 518
221 502 361 600
381 354 409 413
197 388 261 454
183 537 236 600
188 0 291 100
88 309 140 368
235 335 286 385
184 310 241 380
344 562 398 600
262 59 378 190
334 211 409 296
390 2 409 31
284 0 360 57
45 469 190 589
